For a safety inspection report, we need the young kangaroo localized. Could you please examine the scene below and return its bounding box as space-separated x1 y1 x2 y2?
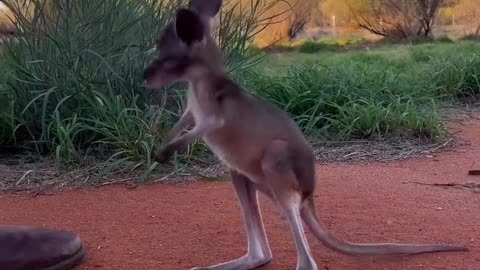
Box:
143 1 468 269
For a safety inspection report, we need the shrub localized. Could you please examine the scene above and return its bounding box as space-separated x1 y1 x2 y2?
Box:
244 63 444 140
460 34 480 41
0 0 276 174
435 36 454 43
297 41 336 53
428 54 480 101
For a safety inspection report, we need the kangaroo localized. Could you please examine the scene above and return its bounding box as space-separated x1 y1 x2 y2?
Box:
143 1 468 269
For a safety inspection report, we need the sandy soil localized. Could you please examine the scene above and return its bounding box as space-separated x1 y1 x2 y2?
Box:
0 118 479 270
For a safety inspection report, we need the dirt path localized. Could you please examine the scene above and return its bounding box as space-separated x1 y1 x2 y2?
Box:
1 118 480 270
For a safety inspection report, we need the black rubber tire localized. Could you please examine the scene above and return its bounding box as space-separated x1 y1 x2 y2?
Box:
44 244 85 270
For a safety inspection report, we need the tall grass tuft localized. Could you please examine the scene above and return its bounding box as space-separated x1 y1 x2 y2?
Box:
246 63 444 141
245 43 480 141
0 0 280 177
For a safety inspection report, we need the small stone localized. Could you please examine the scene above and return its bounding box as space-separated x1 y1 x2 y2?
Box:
436 207 443 211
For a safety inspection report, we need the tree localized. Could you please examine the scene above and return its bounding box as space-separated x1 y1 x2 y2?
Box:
348 0 447 39
416 0 443 36
286 0 316 39
251 0 317 47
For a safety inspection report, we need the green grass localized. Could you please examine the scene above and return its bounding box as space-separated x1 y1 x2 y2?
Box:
0 0 274 180
1 0 480 185
261 35 456 55
257 41 480 75
246 64 443 140
246 41 480 140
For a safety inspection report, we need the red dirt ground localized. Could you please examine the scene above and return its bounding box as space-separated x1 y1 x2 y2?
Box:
1 118 480 270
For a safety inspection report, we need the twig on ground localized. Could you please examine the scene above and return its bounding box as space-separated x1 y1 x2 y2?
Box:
16 170 33 186
97 177 137 187
151 172 177 183
429 138 454 153
407 181 480 193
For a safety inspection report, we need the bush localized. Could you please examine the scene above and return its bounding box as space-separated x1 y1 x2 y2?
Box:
428 55 480 101
245 63 443 140
460 34 480 41
245 42 480 141
435 36 454 43
0 0 275 174
297 41 336 53
410 46 433 62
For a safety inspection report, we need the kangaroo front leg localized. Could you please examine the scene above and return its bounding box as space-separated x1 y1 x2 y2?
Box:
155 110 194 161
156 116 223 163
155 126 200 163
163 110 194 142
190 170 272 270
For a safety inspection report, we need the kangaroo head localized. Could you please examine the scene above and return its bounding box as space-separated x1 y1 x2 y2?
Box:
143 0 224 89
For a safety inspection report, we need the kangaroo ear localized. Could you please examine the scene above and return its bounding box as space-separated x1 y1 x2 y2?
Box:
175 8 205 46
189 0 222 17
188 0 222 35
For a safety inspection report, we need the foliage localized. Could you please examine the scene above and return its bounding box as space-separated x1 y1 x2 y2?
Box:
251 0 317 46
348 0 448 39
460 34 480 41
0 0 277 175
251 41 480 139
297 41 337 53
